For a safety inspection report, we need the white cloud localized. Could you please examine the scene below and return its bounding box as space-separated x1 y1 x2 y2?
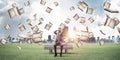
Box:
110 0 120 10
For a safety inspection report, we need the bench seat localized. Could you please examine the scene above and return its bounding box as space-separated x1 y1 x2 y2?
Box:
44 44 73 53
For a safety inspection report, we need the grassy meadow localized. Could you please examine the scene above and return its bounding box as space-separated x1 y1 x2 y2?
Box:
0 43 120 60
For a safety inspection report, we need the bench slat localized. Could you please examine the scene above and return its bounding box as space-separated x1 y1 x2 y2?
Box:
44 45 73 50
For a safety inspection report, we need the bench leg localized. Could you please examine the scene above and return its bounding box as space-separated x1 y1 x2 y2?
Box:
49 49 53 53
65 49 67 54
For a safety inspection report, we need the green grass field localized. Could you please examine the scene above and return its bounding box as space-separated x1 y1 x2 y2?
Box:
0 43 120 60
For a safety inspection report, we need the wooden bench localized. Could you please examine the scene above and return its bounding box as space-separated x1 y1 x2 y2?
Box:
44 44 73 53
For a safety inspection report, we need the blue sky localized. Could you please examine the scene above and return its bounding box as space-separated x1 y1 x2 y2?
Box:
0 0 120 39
84 0 105 16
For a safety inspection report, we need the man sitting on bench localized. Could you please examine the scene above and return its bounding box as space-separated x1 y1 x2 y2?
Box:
54 26 68 57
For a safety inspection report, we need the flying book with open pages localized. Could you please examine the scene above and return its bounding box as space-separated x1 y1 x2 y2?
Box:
99 30 106 35
4 24 10 30
44 22 53 30
104 1 111 9
31 25 39 33
59 23 66 30
104 8 119 13
40 0 46 5
26 19 32 26
38 18 44 25
33 13 37 20
24 1 30 7
80 17 86 23
88 17 94 23
70 6 75 11
6 34 11 38
64 18 71 24
33 31 43 38
18 23 26 31
77 1 88 11
117 27 120 33
8 7 24 18
8 7 19 18
0 39 6 45
104 15 120 29
86 7 93 14
73 13 80 21
54 2 59 6
18 8 24 15
18 33 32 39
104 1 119 13
46 7 52 13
